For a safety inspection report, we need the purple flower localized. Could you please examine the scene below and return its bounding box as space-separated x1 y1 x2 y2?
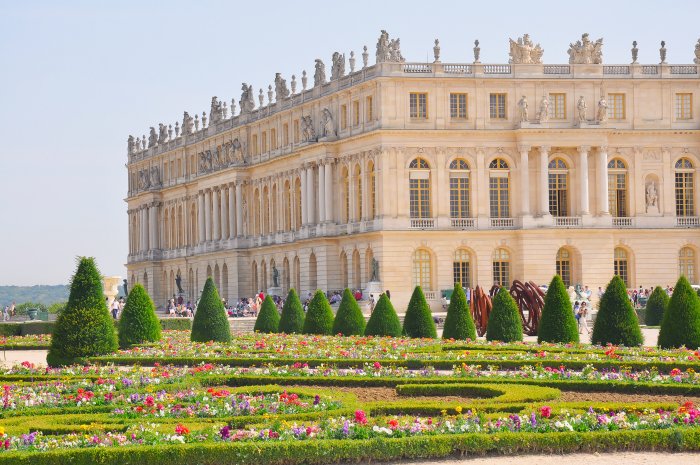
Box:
313 395 320 405
219 425 231 440
342 420 350 436
530 412 537 428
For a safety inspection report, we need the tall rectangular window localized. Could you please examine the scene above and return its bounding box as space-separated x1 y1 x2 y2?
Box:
283 123 289 146
676 93 693 120
489 93 507 119
409 178 431 218
549 93 566 119
340 104 348 129
450 93 468 119
353 100 360 126
489 176 510 218
607 93 626 120
270 128 277 150
366 96 374 121
409 92 428 118
252 134 258 155
676 172 695 216
293 120 299 143
449 177 470 218
261 131 267 153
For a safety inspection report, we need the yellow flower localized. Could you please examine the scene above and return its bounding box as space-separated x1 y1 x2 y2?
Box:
455 406 463 414
440 409 447 416
0 426 5 436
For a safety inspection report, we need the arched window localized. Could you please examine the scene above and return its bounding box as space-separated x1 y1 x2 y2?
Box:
556 248 572 287
293 256 300 291
263 187 270 235
548 158 569 217
284 181 292 231
340 252 349 288
608 158 628 217
614 248 630 287
294 178 302 229
143 272 148 292
679 247 697 284
449 159 470 219
354 164 363 221
365 248 374 281
453 249 472 288
675 158 695 217
489 158 510 218
409 158 431 218
368 161 376 219
342 166 350 223
492 248 510 287
309 253 318 290
260 260 267 291
252 261 258 293
170 207 176 247
190 204 197 246
352 249 361 288
253 189 261 236
214 264 221 294
283 258 290 293
412 248 432 290
164 209 170 249
178 206 184 248
271 184 278 233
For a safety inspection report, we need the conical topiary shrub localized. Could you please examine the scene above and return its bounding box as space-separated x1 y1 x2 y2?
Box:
332 288 366 336
47 257 118 366
364 294 402 337
403 286 437 338
278 288 305 334
118 283 162 349
658 276 700 349
442 284 477 340
537 275 579 344
591 275 643 347
254 295 281 333
645 286 670 327
486 287 523 342
303 290 335 335
191 277 231 343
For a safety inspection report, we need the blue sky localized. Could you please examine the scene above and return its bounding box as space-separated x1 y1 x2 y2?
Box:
1 0 699 285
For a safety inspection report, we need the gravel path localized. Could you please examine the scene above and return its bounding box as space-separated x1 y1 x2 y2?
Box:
377 452 700 465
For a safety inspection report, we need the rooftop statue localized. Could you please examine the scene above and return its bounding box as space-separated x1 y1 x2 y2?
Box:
148 127 158 148
695 39 700 64
157 123 167 144
209 96 223 124
127 135 135 154
182 112 194 135
568 33 603 64
331 52 346 81
314 59 326 87
509 34 543 64
321 108 336 138
239 83 255 114
376 30 405 63
274 73 290 101
538 95 550 123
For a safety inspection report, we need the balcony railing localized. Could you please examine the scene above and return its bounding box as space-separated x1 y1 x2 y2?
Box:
612 217 634 227
543 65 570 74
424 291 438 300
670 65 698 75
676 216 700 227
554 217 582 227
490 218 515 228
603 65 630 75
450 218 476 229
409 218 435 229
483 64 511 74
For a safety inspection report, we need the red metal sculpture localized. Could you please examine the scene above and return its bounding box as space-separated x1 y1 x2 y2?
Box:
509 280 545 336
470 286 493 337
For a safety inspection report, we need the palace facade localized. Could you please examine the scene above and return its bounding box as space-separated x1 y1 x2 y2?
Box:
126 32 700 310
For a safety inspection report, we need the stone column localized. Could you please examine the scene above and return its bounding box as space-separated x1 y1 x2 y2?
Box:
228 185 236 238
539 146 551 216
197 192 205 244
140 208 147 251
519 145 531 216
204 189 212 241
220 188 228 239
597 146 610 215
318 161 326 223
579 146 590 215
235 183 243 236
324 161 333 222
306 164 315 225
300 167 308 225
212 188 220 240
149 203 158 250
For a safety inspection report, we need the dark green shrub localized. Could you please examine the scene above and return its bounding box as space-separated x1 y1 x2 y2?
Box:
191 277 231 343
117 284 162 348
645 286 669 326
537 275 579 344
364 294 402 337
486 287 523 342
254 296 281 333
302 290 335 335
332 288 366 336
0 324 21 336
160 318 192 331
442 284 477 340
403 286 437 338
20 321 56 335
591 275 643 347
278 288 305 334
47 257 118 366
658 276 700 349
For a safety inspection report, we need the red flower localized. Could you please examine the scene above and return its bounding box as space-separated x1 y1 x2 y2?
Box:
388 419 399 429
355 410 368 425
373 362 382 370
540 406 552 418
175 424 190 435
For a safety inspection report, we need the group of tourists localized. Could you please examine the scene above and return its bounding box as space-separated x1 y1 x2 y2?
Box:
2 302 15 321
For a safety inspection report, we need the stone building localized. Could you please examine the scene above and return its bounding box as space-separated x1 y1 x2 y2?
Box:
126 32 700 310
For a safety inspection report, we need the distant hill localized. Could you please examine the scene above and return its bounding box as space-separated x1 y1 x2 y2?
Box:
0 285 70 305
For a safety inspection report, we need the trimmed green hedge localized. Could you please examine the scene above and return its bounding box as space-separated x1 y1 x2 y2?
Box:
332 289 366 336
645 286 669 326
538 275 579 344
403 286 437 338
254 296 281 333
159 319 192 331
442 284 477 340
278 289 305 334
486 288 523 342
118 284 162 349
364 294 402 337
302 290 335 335
659 276 700 349
592 275 643 347
0 322 56 336
396 382 560 403
191 277 231 343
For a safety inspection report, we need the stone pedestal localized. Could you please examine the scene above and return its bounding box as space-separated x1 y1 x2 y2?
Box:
645 205 660 216
103 276 122 308
267 286 283 297
364 281 383 301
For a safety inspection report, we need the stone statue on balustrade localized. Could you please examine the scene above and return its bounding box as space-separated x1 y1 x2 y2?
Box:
274 73 290 101
127 135 135 154
158 123 168 144
517 96 528 122
147 127 158 148
272 266 279 287
209 97 223 124
231 138 245 164
538 96 550 123
646 181 659 213
331 52 345 80
314 59 326 87
695 39 700 64
239 83 255 114
301 116 316 142
150 166 161 187
182 112 194 135
321 108 336 138
597 96 608 123
375 30 405 63
508 34 543 64
175 271 183 294
370 257 380 282
577 96 587 122
567 33 603 64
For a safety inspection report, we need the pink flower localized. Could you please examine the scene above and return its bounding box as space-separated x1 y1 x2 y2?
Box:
373 362 382 370
540 406 551 418
355 409 368 425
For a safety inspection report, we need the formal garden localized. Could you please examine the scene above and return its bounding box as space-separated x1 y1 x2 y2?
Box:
0 258 700 464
